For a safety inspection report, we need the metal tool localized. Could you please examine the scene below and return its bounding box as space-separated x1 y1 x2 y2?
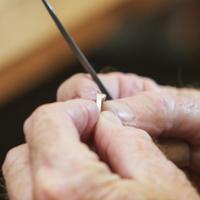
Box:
41 0 112 100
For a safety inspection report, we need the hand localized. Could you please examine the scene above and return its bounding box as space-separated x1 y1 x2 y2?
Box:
57 72 200 190
57 72 159 101
2 99 199 199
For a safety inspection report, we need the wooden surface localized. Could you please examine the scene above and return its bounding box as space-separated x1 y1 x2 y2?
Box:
0 0 128 105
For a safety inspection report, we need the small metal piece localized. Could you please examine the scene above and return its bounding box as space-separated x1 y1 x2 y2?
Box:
41 0 112 100
96 93 106 111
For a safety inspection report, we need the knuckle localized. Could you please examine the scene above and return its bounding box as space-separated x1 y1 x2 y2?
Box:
35 161 113 200
57 82 65 101
143 91 168 110
143 76 156 84
35 171 81 200
33 104 52 117
127 73 140 80
57 73 89 101
23 117 30 134
31 104 58 120
36 180 63 200
142 77 158 90
2 146 21 176
73 74 96 91
37 183 79 200
23 103 61 136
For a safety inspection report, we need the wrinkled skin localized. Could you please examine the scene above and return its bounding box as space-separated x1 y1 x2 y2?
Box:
2 72 200 200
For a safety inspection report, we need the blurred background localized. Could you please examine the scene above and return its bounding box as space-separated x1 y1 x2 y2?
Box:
0 0 199 186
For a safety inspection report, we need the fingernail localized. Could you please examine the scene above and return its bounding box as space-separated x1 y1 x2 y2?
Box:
104 101 134 122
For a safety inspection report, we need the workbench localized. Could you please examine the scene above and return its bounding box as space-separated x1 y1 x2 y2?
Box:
0 0 128 105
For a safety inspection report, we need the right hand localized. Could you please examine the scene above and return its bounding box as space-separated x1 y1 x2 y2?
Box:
57 72 200 190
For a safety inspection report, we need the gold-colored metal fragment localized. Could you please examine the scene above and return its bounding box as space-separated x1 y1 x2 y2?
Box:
96 93 106 111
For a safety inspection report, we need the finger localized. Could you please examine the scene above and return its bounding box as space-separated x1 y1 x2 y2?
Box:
103 89 200 172
95 112 199 199
24 100 128 200
95 111 166 179
57 73 101 101
95 112 186 180
2 144 32 200
57 72 159 101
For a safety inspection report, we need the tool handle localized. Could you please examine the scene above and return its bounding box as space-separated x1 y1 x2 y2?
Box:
156 139 190 167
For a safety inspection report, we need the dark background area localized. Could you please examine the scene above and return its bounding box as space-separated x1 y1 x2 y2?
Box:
0 6 199 197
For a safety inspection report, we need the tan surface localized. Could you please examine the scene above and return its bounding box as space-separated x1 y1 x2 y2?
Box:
0 0 127 105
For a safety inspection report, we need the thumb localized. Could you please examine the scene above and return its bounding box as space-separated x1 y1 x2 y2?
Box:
103 89 200 173
103 90 200 144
